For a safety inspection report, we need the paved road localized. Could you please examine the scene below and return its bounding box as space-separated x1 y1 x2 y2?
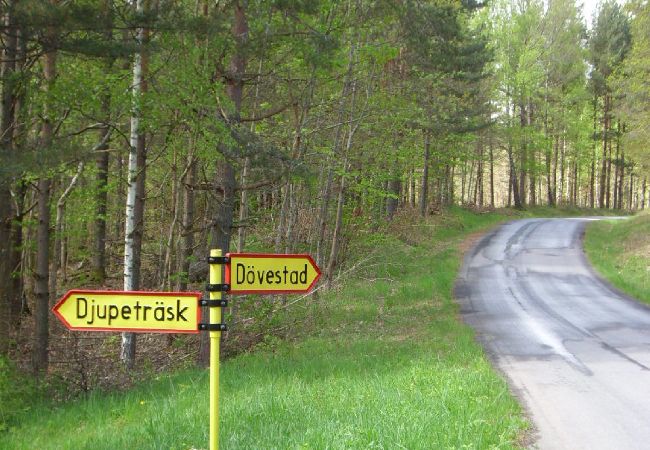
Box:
456 218 650 450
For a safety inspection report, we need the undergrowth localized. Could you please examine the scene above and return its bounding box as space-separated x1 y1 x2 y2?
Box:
4 205 611 449
584 212 650 305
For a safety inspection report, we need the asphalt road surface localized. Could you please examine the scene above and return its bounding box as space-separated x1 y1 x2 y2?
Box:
456 218 650 450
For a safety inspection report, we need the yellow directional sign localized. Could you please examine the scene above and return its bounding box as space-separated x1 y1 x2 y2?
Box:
52 290 202 333
226 253 321 294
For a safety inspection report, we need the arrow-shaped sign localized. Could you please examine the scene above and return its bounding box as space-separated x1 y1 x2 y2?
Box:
225 253 321 294
52 290 202 333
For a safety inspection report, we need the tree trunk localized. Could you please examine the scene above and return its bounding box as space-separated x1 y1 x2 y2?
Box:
590 153 595 208
0 0 18 354
9 182 26 331
160 150 181 290
237 157 250 252
51 162 84 301
528 151 536 206
326 166 347 288
460 160 467 204
477 139 484 208
236 53 267 253
524 102 535 206
324 45 366 281
115 153 124 238
274 184 290 252
122 0 149 368
613 143 619 209
489 137 494 208
409 169 416 207
315 167 333 268
557 134 566 205
285 184 298 253
386 171 400 220
528 102 535 206
448 165 455 205
590 98 597 208
178 155 196 291
93 110 111 283
0 192 12 354
177 1 206 290
519 102 527 207
553 135 559 205
208 0 246 252
285 79 316 255
546 137 555 206
210 165 236 252
507 168 512 207
573 161 579 206
419 131 430 216
605 137 612 209
201 160 234 365
617 125 624 210
92 0 114 284
33 19 58 374
467 159 476 205
315 38 357 267
34 177 51 374
628 173 634 211
210 0 247 253
435 164 443 207
200 0 248 367
599 93 609 208
641 177 647 211
508 144 522 209
8 26 27 333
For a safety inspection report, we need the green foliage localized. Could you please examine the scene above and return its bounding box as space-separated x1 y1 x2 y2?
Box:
4 1 650 435
614 0 650 175
0 208 529 449
589 0 631 91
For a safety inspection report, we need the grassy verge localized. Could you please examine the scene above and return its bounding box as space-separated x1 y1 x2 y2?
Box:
584 212 650 305
2 207 539 449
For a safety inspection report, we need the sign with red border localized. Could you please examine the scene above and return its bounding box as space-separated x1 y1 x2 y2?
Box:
52 290 202 333
225 253 321 294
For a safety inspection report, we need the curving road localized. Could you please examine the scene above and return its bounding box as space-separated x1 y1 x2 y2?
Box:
456 218 650 450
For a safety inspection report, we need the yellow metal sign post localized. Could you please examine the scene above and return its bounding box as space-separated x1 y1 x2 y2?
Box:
205 249 226 450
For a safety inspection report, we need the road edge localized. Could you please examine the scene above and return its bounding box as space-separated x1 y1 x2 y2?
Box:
453 220 538 449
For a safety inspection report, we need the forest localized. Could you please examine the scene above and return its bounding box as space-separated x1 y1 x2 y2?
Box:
0 0 648 387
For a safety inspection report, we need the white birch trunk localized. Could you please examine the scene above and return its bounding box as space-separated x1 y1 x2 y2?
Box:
122 0 145 367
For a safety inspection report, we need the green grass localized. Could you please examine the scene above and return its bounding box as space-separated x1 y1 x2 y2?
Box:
584 212 650 305
2 207 541 449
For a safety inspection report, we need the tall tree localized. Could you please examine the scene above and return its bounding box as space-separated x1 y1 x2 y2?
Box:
33 0 60 374
122 0 149 368
589 0 631 208
92 0 115 283
0 0 18 354
615 0 650 185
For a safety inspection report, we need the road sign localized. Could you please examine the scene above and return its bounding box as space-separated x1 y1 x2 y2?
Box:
50 249 320 450
225 253 321 294
52 290 202 333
